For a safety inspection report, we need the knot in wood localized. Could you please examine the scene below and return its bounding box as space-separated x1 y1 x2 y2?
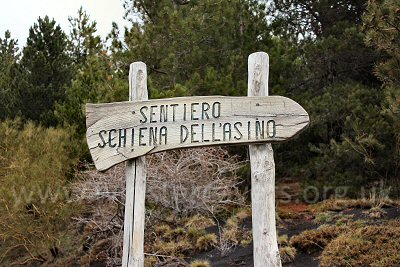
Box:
136 70 146 98
252 63 262 94
264 161 274 170
136 70 144 82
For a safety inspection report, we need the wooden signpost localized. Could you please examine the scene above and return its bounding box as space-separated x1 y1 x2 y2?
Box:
86 52 309 267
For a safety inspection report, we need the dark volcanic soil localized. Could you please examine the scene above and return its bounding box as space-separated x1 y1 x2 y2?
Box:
191 240 319 267
188 206 400 267
190 210 320 267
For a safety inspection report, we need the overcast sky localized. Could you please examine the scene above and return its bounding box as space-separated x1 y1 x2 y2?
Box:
0 0 129 48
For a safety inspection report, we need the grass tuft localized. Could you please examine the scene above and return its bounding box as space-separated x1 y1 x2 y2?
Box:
196 233 218 251
190 260 211 267
185 214 215 229
155 224 171 236
153 239 192 257
280 246 297 263
290 225 344 254
278 234 289 246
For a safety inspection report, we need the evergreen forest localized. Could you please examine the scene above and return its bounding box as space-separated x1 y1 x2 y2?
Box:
0 0 399 266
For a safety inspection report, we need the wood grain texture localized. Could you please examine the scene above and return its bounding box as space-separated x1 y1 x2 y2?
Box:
248 52 282 267
86 95 309 171
122 62 148 267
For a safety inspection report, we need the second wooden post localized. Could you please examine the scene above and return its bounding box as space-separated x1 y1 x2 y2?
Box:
248 52 282 267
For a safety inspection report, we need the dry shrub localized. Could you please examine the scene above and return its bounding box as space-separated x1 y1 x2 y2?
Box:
72 146 245 265
146 147 245 214
290 225 345 254
320 224 400 267
72 164 126 266
74 147 245 214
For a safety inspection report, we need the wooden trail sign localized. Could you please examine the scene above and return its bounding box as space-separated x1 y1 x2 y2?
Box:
85 52 309 267
86 96 308 171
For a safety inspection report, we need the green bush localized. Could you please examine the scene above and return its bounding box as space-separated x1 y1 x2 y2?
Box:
302 82 396 198
0 119 80 265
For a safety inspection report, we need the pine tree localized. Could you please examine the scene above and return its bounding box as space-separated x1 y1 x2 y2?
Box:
68 7 102 65
118 0 280 97
56 8 127 138
364 0 400 86
269 0 367 38
269 0 379 93
19 16 73 126
268 0 396 190
0 31 21 119
364 0 400 178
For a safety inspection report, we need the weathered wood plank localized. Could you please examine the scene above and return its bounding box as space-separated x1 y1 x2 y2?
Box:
86 95 309 171
122 62 147 267
248 52 282 266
